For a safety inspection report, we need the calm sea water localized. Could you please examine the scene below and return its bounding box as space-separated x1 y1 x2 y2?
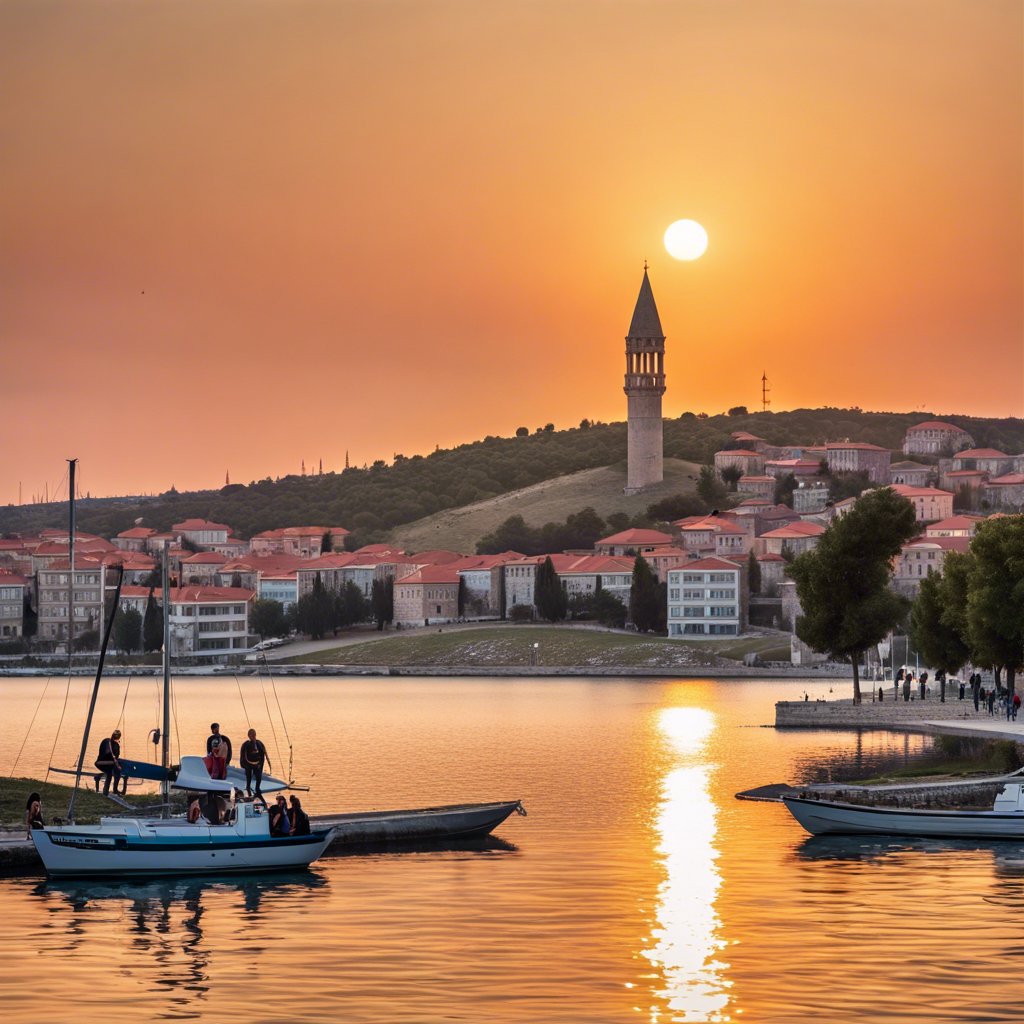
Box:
2 674 1022 1023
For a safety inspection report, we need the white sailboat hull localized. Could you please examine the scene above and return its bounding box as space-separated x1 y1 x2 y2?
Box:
33 808 334 878
783 795 1024 839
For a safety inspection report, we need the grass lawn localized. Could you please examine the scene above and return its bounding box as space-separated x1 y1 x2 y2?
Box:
280 625 791 670
1 776 160 830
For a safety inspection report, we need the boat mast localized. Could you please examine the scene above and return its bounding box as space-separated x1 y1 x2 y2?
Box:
161 544 171 816
67 458 76 676
66 565 125 823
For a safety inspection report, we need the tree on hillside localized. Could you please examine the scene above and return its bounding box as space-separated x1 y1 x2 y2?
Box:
720 465 742 492
788 487 918 703
321 530 334 553
967 517 1024 695
296 574 333 639
773 472 798 507
747 551 762 596
515 426 529 437
646 494 706 522
534 557 567 622
728 406 748 416
371 577 393 631
112 606 142 654
629 555 664 633
251 598 287 640
143 590 163 653
697 466 727 508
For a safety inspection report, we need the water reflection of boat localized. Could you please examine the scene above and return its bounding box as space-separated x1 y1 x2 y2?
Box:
783 782 1024 839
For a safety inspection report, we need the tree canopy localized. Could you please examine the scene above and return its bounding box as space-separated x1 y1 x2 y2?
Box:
788 487 918 702
534 557 567 623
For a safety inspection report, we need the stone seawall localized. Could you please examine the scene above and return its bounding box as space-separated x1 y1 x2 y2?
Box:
776 698 995 730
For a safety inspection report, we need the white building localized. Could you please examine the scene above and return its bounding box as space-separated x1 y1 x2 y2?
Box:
666 557 745 638
167 586 254 661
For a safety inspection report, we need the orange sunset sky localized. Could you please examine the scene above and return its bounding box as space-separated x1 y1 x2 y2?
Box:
2 0 1022 503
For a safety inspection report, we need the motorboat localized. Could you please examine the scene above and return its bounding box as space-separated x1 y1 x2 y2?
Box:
782 781 1024 838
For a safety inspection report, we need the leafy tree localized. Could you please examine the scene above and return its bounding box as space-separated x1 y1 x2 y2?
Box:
728 406 748 416
828 470 871 503
515 426 529 437
629 555 664 633
605 512 632 533
336 580 367 628
645 494 706 522
251 598 287 639
143 590 163 653
371 577 394 631
534 557 567 622
697 466 727 508
593 588 627 628
720 465 742 491
747 551 762 596
773 472 798 507
296 574 334 639
788 487 918 703
910 572 971 691
967 517 1024 694
73 629 100 652
321 530 334 553
22 594 37 639
112 606 142 654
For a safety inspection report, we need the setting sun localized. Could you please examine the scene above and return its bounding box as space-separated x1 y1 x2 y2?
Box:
664 220 709 261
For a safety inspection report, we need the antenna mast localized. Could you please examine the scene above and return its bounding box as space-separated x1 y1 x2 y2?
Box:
761 371 771 413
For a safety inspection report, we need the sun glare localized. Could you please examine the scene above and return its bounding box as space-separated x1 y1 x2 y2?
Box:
664 220 708 261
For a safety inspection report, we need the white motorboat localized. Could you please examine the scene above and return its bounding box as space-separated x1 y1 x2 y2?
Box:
782 781 1024 838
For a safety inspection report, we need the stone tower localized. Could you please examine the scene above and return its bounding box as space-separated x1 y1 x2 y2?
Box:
623 267 666 494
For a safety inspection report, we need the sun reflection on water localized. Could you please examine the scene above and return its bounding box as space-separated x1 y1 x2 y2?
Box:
642 706 731 1022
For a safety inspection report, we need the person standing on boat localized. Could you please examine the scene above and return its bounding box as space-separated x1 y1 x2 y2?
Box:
95 729 125 796
204 736 228 780
240 728 271 803
207 723 233 764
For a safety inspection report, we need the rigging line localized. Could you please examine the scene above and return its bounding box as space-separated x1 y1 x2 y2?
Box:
234 674 252 730
47 655 79 784
257 656 285 779
264 656 294 781
116 672 133 732
9 675 54 777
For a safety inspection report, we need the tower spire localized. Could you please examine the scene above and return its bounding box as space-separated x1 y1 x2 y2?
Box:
623 267 667 495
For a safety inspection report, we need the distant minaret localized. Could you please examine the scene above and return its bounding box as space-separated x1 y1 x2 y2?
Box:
623 265 666 494
225 470 230 486
345 450 350 470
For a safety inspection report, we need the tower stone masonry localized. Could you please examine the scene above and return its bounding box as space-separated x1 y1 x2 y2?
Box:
623 267 665 494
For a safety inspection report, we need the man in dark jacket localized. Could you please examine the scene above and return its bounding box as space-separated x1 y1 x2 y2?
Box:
95 729 124 796
239 728 271 803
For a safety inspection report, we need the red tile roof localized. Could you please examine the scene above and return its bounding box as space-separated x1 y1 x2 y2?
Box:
597 528 673 546
891 484 954 498
675 557 743 571
395 565 462 585
674 515 746 535
172 519 231 532
407 550 465 565
168 586 255 603
954 448 1007 459
117 526 157 538
825 442 889 451
0 572 29 585
906 420 970 433
756 553 786 563
761 522 826 539
989 473 1024 485
182 551 230 564
715 448 762 458
925 515 982 532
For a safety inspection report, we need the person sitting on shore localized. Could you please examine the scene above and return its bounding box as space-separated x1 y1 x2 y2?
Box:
25 792 44 839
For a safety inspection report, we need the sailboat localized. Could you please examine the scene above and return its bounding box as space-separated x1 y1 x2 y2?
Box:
33 466 524 877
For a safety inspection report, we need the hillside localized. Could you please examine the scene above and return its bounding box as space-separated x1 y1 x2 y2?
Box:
388 458 702 552
2 408 1021 542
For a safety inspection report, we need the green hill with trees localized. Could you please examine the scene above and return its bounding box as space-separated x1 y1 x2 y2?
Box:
3 408 1022 546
